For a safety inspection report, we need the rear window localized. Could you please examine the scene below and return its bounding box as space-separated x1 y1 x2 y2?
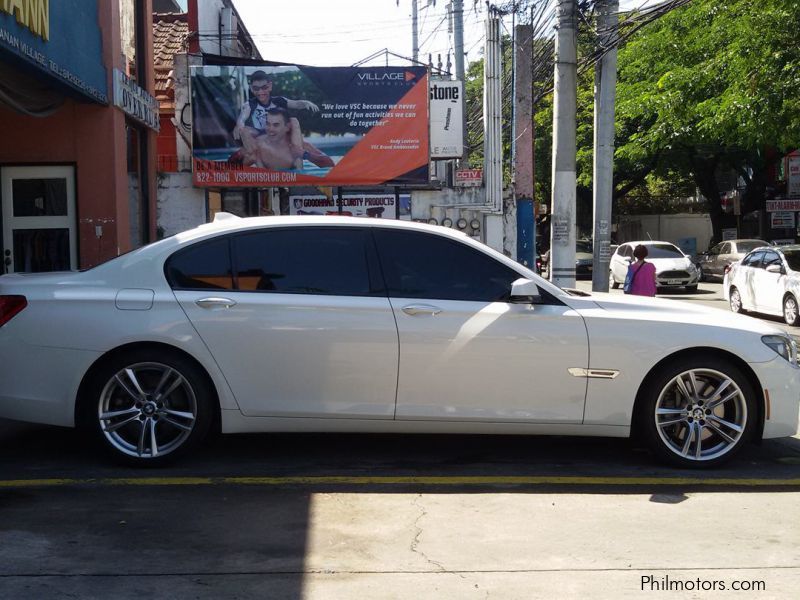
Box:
737 241 766 253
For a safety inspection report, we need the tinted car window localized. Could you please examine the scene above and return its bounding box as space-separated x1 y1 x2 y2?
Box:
763 251 782 268
374 229 520 302
620 245 632 258
234 228 375 296
646 244 684 258
166 237 234 290
719 242 731 254
576 240 593 253
742 251 765 267
784 249 800 272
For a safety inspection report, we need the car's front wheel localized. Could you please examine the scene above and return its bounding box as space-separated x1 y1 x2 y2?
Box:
81 349 215 466
638 357 756 468
783 294 799 326
729 286 745 313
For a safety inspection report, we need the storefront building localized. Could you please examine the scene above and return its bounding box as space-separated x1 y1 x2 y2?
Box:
0 0 158 272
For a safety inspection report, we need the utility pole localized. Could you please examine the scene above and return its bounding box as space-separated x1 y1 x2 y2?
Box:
591 0 619 292
514 23 535 269
453 0 466 161
483 8 502 213
412 0 419 63
549 0 577 288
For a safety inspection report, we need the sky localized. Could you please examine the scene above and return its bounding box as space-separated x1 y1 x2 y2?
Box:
229 1 661 69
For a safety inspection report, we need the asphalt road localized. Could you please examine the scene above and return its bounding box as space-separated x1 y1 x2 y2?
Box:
1 279 799 598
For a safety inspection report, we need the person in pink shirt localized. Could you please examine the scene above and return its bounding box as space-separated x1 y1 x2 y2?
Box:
626 244 657 297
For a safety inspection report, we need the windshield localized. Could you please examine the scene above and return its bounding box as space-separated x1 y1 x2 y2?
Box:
576 240 593 253
646 243 684 258
783 250 800 272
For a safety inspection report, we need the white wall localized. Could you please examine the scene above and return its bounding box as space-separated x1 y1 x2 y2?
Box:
157 173 206 237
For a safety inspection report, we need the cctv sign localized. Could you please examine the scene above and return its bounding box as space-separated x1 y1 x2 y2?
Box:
429 80 464 159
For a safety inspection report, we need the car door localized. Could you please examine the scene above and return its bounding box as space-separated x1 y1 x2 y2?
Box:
610 244 631 283
373 228 589 423
168 227 399 418
702 243 722 278
735 250 765 309
757 250 784 315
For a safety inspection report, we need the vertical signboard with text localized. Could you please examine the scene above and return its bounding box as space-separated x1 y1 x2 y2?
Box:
429 80 463 159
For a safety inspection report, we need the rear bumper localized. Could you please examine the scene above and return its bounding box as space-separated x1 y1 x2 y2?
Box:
753 356 800 439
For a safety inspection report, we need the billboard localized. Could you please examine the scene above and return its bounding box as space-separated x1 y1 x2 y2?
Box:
429 80 463 158
289 193 399 219
191 65 429 187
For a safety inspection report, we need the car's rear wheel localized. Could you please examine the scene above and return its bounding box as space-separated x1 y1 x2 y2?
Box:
783 294 799 326
729 286 744 313
609 271 620 289
81 349 214 466
638 357 756 468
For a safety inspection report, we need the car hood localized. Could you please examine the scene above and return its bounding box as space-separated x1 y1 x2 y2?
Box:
574 291 785 336
649 257 692 272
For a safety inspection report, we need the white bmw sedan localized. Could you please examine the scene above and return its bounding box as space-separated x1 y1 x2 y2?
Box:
1 216 798 468
724 245 800 326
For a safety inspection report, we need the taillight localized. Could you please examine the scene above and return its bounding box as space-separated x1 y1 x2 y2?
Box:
0 295 27 326
723 264 732 275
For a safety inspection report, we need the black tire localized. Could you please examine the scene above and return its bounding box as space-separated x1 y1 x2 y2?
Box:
79 348 215 467
637 356 756 468
729 286 745 314
685 285 698 293
783 294 800 326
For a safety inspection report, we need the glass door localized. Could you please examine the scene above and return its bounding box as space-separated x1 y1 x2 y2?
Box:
1 166 77 273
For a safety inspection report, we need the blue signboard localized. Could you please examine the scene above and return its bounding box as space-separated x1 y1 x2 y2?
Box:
0 0 107 103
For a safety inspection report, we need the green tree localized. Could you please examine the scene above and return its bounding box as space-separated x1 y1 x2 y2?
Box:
616 0 800 241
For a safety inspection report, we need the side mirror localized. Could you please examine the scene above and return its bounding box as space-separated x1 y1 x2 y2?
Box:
510 278 541 304
766 264 784 274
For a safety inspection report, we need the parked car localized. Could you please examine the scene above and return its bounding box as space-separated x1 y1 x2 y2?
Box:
1 215 798 468
609 241 700 292
541 239 593 279
696 239 769 281
724 244 800 326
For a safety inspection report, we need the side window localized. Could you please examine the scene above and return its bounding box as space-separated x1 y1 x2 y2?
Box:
719 242 731 254
166 237 234 290
373 229 520 302
710 243 722 255
621 245 632 258
763 251 782 268
742 251 765 268
233 227 376 296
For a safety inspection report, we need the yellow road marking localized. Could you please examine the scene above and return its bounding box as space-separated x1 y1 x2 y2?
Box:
1 475 800 488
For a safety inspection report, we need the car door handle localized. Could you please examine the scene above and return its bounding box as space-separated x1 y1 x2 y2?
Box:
402 304 442 316
195 297 237 310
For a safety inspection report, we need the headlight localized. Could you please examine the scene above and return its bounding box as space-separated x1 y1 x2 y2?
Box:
762 334 798 366
687 263 697 273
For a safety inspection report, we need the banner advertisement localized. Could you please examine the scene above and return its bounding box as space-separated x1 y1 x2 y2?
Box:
429 80 463 158
289 194 398 219
191 65 429 188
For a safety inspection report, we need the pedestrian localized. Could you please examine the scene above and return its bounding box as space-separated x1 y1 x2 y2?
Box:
624 244 657 297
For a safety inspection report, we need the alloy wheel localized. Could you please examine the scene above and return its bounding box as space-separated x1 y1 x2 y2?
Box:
729 288 743 313
654 368 747 462
98 362 198 459
784 295 799 326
